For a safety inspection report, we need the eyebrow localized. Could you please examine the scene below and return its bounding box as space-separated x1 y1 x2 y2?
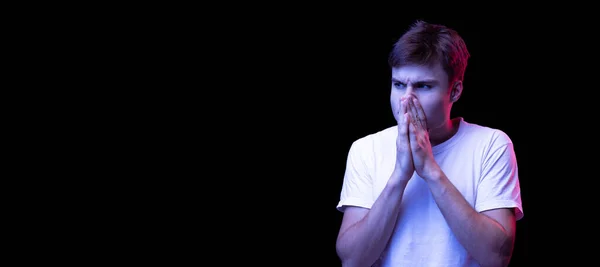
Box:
392 78 439 84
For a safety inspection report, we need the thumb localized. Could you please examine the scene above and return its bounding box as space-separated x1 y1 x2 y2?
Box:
408 119 418 150
398 113 410 144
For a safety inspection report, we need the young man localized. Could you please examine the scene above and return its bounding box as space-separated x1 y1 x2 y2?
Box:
335 21 523 267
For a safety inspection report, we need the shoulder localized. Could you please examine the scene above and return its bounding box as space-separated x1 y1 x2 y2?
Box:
459 119 514 150
349 125 397 153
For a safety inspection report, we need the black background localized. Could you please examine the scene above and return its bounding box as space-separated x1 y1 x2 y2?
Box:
31 3 600 266
152 6 597 266
225 13 590 266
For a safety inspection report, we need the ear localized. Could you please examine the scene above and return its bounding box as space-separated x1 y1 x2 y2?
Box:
450 80 463 103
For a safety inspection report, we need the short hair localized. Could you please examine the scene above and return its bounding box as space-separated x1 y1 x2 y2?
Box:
388 20 470 84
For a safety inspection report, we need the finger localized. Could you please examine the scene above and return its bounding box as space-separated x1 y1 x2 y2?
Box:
398 113 410 149
400 97 409 123
407 96 420 129
402 113 409 135
396 97 404 122
397 98 408 135
411 97 427 130
408 117 418 149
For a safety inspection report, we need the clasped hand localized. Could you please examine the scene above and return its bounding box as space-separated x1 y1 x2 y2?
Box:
395 95 439 180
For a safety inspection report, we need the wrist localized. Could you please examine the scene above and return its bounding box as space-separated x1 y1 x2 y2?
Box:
391 164 413 184
387 174 410 189
422 165 444 182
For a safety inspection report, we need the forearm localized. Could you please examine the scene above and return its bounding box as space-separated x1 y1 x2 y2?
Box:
337 176 409 267
425 171 511 267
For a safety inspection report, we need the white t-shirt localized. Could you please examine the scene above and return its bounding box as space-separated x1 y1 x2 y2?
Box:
337 118 523 267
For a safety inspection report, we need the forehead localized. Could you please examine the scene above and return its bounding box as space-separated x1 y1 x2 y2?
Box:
391 63 448 83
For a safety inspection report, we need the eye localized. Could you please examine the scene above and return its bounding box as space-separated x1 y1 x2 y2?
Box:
393 82 405 88
418 84 432 89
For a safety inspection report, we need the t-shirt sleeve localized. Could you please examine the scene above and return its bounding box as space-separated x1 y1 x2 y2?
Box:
336 138 375 212
475 132 524 220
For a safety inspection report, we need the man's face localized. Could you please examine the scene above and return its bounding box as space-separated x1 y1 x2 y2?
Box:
390 63 454 130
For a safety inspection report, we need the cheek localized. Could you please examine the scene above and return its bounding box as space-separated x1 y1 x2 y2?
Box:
390 98 401 120
390 97 400 110
420 99 445 122
418 100 439 118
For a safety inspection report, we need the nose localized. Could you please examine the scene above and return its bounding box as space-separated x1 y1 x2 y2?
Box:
403 86 416 99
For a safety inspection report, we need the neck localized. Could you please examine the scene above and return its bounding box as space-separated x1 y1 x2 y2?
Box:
428 118 460 146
